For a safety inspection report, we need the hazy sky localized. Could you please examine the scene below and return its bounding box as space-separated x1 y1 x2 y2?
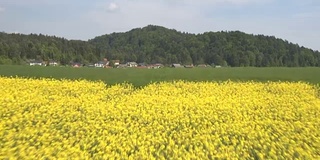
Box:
0 0 319 51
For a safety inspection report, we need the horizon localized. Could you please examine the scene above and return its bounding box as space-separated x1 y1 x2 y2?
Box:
0 0 319 51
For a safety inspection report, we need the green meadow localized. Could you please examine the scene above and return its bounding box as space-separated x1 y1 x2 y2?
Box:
0 65 320 87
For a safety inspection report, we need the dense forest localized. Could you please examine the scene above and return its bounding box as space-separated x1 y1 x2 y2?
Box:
0 25 319 67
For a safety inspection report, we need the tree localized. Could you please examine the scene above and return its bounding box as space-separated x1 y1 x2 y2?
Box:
0 25 318 67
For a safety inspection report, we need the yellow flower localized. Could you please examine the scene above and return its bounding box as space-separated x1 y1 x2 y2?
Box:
0 77 319 159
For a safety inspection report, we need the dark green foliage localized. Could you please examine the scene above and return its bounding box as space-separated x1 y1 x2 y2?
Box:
0 25 319 67
0 32 97 65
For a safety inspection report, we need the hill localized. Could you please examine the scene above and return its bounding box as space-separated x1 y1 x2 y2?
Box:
0 25 319 67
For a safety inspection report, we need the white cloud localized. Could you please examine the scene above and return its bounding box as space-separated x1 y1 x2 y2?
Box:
88 0 201 33
2 0 69 6
85 0 319 51
176 0 272 6
88 0 269 34
1 0 318 51
292 8 320 19
220 0 260 5
0 7 5 12
106 2 119 12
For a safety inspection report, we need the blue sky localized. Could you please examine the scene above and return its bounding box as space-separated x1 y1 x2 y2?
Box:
0 0 319 51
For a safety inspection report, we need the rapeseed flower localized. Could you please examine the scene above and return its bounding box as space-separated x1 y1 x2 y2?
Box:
0 77 319 159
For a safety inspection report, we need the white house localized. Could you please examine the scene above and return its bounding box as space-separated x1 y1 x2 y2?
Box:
172 63 183 68
113 60 120 66
126 62 138 67
49 60 58 66
29 60 43 66
94 61 109 68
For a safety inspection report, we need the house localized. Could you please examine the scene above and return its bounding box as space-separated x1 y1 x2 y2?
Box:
49 60 58 66
184 64 194 68
148 63 164 69
126 62 138 67
215 65 222 68
153 63 164 69
87 64 95 67
137 63 147 68
94 61 109 68
117 64 127 68
197 64 207 68
29 60 43 66
72 63 82 68
113 60 120 66
138 63 147 67
171 63 183 68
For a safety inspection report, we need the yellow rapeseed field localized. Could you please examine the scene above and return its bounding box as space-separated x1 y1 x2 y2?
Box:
0 77 320 159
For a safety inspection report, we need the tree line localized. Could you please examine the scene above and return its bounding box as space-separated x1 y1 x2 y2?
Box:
0 25 319 67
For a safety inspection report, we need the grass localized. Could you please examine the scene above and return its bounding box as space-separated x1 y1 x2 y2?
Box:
1 65 320 87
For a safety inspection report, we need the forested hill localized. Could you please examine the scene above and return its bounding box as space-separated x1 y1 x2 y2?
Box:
1 25 319 67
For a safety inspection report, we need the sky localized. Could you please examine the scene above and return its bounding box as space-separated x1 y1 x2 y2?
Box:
0 0 319 51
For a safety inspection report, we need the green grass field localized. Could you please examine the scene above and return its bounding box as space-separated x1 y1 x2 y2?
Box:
0 65 320 87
